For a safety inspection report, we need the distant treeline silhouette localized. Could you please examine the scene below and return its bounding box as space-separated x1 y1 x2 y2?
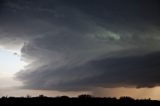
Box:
0 94 159 105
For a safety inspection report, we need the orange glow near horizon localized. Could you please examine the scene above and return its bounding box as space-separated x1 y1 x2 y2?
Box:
92 87 160 100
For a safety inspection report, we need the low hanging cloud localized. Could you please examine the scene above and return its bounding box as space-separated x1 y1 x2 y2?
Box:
0 0 160 91
17 51 160 91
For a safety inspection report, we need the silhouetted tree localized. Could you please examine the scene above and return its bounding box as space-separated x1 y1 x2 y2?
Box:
78 94 93 98
1 96 8 99
59 96 69 99
120 96 134 101
38 94 46 98
26 94 31 98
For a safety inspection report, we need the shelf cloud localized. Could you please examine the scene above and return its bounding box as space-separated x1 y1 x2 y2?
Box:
0 0 160 91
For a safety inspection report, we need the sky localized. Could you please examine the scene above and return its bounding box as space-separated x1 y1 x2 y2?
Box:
0 0 160 99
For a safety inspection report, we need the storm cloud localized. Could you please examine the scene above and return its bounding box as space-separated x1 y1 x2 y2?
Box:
0 0 160 91
17 51 160 91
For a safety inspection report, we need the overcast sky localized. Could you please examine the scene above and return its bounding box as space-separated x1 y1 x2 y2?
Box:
0 0 160 98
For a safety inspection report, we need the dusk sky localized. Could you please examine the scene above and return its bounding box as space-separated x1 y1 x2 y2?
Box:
0 0 160 99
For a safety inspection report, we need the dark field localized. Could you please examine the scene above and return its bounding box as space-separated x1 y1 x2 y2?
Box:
0 95 159 105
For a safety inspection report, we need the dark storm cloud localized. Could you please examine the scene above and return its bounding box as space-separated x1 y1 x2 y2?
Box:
0 0 160 90
17 51 160 90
